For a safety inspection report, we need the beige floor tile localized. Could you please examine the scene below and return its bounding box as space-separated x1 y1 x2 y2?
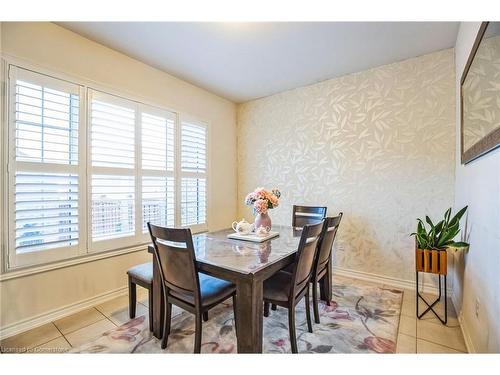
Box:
64 319 116 347
417 338 464 353
396 333 416 353
401 293 416 318
95 295 130 317
107 303 150 326
398 315 417 337
54 308 105 335
417 297 459 327
417 319 467 352
0 323 61 352
30 336 71 354
137 288 149 306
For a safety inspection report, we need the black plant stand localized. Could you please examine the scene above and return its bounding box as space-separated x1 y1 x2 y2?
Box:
415 248 448 325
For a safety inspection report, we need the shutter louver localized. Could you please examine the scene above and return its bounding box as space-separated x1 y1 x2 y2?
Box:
181 122 206 173
91 175 135 241
15 173 79 253
91 98 135 169
11 67 81 262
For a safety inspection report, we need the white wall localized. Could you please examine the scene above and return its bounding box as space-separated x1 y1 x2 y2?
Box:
238 49 456 285
0 22 237 333
453 22 500 353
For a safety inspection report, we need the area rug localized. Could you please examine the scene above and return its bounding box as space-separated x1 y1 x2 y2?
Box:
72 276 403 353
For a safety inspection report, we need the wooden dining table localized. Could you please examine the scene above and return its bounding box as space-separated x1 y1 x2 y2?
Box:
147 225 333 353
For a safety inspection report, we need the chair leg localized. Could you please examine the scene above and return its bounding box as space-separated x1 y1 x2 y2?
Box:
312 280 320 324
148 288 153 331
264 302 270 317
271 304 277 311
288 307 298 353
128 278 136 319
194 312 202 353
305 288 313 333
232 294 238 338
161 300 172 349
203 311 208 322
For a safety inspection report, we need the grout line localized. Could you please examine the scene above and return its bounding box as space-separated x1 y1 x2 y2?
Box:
52 321 73 348
52 307 108 336
415 337 466 353
27 322 64 350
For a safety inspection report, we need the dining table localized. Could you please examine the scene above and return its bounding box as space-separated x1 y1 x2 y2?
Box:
147 224 333 353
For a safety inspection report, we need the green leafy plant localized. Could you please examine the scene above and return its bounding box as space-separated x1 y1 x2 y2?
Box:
410 206 469 250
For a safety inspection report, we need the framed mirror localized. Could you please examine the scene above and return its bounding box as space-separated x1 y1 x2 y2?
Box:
461 22 500 164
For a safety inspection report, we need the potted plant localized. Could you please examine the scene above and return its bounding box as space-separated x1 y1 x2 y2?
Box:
411 206 469 274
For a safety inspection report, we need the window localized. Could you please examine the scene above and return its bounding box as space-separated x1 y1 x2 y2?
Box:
89 90 136 250
140 110 176 237
6 64 209 269
180 120 207 231
8 66 83 268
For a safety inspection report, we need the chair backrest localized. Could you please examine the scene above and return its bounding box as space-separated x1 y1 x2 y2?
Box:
292 205 327 229
289 221 324 299
315 213 343 275
147 223 201 306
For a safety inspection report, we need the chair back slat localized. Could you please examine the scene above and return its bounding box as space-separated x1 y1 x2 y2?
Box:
148 223 200 303
292 205 327 228
290 221 324 298
316 213 343 272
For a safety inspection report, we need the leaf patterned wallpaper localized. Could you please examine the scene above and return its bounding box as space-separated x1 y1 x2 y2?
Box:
237 49 456 281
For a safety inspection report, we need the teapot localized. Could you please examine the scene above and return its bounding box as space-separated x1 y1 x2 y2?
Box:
232 219 253 235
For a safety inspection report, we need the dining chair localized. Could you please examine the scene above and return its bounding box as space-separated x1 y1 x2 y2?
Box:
270 205 327 313
292 205 327 229
311 213 343 323
127 262 153 331
148 223 237 353
263 221 324 353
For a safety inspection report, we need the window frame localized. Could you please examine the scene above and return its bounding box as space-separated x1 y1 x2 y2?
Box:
2 58 210 272
7 66 87 269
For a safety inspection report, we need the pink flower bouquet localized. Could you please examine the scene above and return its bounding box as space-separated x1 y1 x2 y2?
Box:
244 187 281 215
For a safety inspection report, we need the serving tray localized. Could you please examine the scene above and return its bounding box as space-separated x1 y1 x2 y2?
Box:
227 231 280 243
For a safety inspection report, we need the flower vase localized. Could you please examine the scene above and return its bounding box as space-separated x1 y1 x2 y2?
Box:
254 212 272 231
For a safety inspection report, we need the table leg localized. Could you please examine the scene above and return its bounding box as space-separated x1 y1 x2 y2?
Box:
319 259 332 304
235 277 263 353
152 256 164 339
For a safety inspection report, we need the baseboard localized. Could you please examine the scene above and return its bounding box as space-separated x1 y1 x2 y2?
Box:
457 310 476 353
0 286 128 340
333 266 453 295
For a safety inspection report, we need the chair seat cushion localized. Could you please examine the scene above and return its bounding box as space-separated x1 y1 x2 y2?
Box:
127 262 153 284
263 270 292 302
169 273 235 307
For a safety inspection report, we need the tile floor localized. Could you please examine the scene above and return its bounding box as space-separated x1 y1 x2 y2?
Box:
1 284 467 354
395 288 467 353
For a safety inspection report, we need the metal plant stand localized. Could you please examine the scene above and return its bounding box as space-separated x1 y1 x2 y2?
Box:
415 248 448 325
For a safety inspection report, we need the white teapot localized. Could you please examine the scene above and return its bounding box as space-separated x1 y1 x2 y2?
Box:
232 219 253 235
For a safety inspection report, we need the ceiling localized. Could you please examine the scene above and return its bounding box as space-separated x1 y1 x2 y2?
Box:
58 22 459 103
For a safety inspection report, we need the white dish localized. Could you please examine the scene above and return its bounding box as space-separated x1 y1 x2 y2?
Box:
227 231 280 243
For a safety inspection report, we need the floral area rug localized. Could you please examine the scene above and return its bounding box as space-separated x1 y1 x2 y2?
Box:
72 276 402 354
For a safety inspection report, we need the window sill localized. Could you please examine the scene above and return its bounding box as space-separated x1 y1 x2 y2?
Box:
0 244 149 282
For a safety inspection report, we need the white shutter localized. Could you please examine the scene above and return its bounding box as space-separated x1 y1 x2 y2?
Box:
181 121 206 173
89 90 137 250
140 108 176 236
180 120 207 230
9 66 83 268
15 173 79 253
91 95 135 169
181 177 206 226
142 176 175 231
91 175 135 241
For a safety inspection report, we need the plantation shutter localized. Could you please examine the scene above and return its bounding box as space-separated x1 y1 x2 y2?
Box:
89 90 136 249
9 66 83 267
140 109 176 235
180 120 207 229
